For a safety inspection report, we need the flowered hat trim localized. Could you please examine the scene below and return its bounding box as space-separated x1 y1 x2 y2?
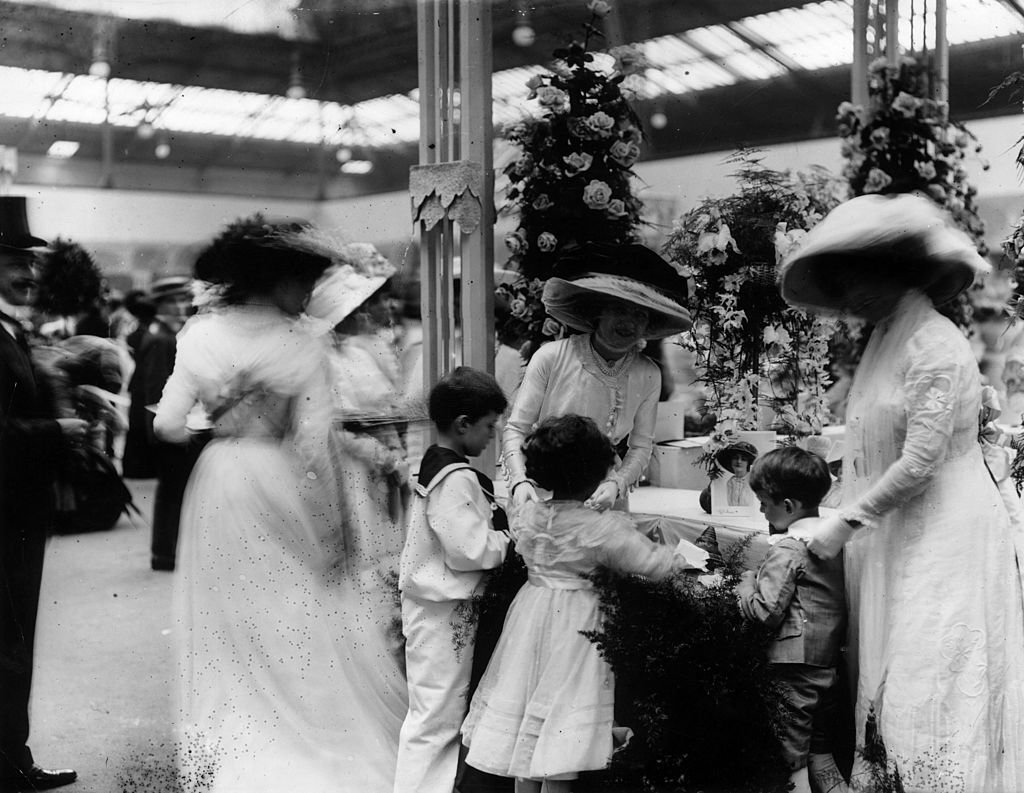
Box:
779 193 988 313
285 228 397 328
541 242 691 339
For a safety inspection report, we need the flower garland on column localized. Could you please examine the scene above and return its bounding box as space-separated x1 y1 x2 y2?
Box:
836 55 989 333
496 0 648 359
661 155 846 467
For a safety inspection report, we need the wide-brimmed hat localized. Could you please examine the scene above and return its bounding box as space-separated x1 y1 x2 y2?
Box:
306 242 397 328
715 441 759 470
541 242 691 339
0 196 48 251
779 193 989 313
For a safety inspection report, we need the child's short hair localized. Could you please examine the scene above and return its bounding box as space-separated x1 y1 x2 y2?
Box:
748 446 832 507
428 366 508 431
523 414 615 495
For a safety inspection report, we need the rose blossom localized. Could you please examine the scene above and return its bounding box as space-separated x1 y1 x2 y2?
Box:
509 297 528 318
563 152 594 174
609 140 640 167
505 231 527 254
587 0 611 17
609 45 645 76
535 86 568 109
541 317 562 337
537 232 558 252
914 161 937 180
585 111 616 136
891 91 921 118
582 180 613 210
863 167 892 194
525 75 544 99
532 194 554 211
605 199 628 218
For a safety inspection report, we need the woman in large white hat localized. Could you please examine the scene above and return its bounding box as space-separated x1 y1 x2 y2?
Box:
153 218 406 792
780 193 1024 792
305 239 410 586
504 241 691 512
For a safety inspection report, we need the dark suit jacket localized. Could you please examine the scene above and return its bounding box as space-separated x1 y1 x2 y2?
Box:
736 523 846 668
0 324 64 765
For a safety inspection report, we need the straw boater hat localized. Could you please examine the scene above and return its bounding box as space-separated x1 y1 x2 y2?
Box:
541 242 692 339
779 193 989 313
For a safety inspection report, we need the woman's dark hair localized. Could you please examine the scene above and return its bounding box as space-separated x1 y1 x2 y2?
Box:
428 366 508 431
523 414 616 495
748 446 832 507
193 214 331 304
814 238 938 307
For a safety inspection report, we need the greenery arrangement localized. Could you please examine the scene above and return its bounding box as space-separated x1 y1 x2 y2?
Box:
661 154 845 463
836 54 988 332
496 0 648 358
34 237 104 318
578 537 792 793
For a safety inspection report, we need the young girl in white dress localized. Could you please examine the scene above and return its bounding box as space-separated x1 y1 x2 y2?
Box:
461 414 692 793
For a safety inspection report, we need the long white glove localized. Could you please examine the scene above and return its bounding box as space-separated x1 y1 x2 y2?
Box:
790 514 856 560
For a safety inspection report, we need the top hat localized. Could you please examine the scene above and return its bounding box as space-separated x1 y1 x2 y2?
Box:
0 196 49 251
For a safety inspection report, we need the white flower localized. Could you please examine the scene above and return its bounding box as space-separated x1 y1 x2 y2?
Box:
891 91 921 118
586 0 611 17
609 44 645 76
582 180 613 210
863 167 892 194
608 140 640 167
535 86 568 109
915 161 937 180
532 194 554 211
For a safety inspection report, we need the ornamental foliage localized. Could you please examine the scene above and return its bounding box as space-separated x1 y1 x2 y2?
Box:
662 156 845 450
579 538 792 793
497 2 647 358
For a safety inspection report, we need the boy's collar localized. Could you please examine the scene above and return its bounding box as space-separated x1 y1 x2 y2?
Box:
768 516 818 545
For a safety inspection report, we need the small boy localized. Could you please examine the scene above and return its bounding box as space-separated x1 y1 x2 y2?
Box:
394 366 511 793
736 446 849 793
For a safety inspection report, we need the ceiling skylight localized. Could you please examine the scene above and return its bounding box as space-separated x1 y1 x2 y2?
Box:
0 0 1020 154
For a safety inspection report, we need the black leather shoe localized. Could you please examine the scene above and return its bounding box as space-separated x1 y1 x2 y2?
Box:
1 766 77 792
151 556 175 571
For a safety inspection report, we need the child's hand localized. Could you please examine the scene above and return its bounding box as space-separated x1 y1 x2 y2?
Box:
584 480 618 511
511 481 539 511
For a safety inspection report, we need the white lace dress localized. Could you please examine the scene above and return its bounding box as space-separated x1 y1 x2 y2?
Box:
461 500 677 780
156 306 407 793
838 291 1024 792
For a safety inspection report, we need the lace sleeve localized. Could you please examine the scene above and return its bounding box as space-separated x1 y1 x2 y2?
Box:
843 329 965 528
501 343 554 489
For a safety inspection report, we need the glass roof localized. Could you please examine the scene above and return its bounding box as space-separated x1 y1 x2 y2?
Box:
0 0 1020 152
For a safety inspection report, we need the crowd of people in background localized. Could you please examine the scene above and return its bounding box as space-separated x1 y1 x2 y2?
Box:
4 192 1024 793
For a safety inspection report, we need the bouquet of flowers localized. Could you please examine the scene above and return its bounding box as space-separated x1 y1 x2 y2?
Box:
837 55 988 332
497 0 648 358
662 155 845 461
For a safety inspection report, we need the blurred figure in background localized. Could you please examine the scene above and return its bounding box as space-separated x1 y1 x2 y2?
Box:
124 276 198 571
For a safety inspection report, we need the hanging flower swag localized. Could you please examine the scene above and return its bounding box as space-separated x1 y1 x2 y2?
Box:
662 155 845 470
837 54 988 333
497 0 648 359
